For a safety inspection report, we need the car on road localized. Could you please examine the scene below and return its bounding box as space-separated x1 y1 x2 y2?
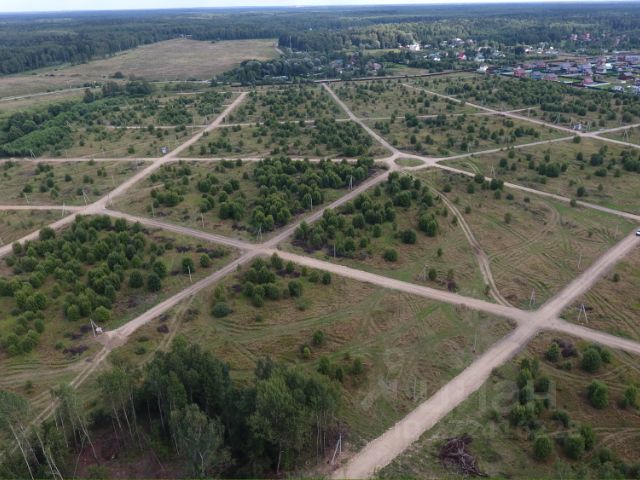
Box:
637 229 640 237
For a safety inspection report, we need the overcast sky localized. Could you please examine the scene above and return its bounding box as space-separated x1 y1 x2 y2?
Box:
0 0 619 14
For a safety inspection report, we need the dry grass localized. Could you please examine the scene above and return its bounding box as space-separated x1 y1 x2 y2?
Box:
381 331 640 478
0 210 62 244
105 262 513 447
562 248 640 341
423 169 635 309
0 39 279 98
0 160 150 205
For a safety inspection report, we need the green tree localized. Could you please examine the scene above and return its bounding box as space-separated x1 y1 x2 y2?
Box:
581 347 603 373
170 404 229 478
182 257 195 274
147 273 162 292
128 270 144 288
564 433 585 460
546 342 560 362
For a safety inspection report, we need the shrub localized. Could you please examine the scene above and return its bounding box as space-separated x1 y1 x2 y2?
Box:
533 435 553 461
534 376 551 394
147 273 162 292
312 330 325 347
621 385 638 409
581 347 603 373
579 425 595 450
212 302 231 318
564 434 585 460
352 358 364 375
546 342 560 362
401 229 417 244
128 270 144 288
587 381 609 409
93 306 111 323
200 254 211 268
321 272 332 285
288 280 303 297
383 249 398 262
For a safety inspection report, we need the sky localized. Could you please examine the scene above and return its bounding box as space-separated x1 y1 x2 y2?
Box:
0 0 622 14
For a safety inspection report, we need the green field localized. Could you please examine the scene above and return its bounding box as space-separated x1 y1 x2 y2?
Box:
101 257 513 451
0 160 149 205
442 138 640 214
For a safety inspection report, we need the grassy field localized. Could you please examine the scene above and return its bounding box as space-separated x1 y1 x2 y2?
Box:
0 39 279 98
562 248 640 342
184 120 389 158
442 138 640 214
422 169 635 309
99 259 513 450
0 90 87 120
334 79 479 119
0 219 237 413
367 112 564 157
0 160 149 205
231 85 347 123
381 331 640 478
0 210 62 244
602 126 640 146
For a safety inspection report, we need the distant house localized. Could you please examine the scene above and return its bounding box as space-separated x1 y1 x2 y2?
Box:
543 73 558 81
477 64 489 74
581 76 594 86
457 52 467 61
513 67 527 78
619 72 635 81
530 71 543 80
579 63 593 74
407 43 421 52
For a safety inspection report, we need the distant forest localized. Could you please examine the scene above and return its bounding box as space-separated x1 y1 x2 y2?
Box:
2 3 640 75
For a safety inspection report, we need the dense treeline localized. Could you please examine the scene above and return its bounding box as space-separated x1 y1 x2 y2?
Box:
4 3 640 76
0 338 341 477
0 80 154 156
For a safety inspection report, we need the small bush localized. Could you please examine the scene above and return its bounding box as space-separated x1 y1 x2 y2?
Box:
212 302 231 318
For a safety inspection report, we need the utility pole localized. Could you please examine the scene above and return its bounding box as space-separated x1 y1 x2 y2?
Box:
577 252 582 270
529 288 536 308
187 265 192 283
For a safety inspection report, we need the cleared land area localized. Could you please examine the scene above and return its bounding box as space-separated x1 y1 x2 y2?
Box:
380 332 640 479
423 170 636 309
284 172 487 300
0 210 62 244
0 39 279 98
231 85 348 122
101 259 513 451
367 112 564 157
0 160 149 205
562 247 640 342
333 79 479 119
443 138 640 214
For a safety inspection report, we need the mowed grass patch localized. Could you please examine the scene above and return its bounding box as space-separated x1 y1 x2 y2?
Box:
367 112 564 157
0 210 62 244
185 118 388 158
0 39 279 98
423 169 635 309
562 247 640 342
231 85 347 123
108 257 514 448
381 332 640 479
284 171 487 300
333 79 479 119
114 157 380 241
0 160 149 205
0 215 237 412
443 138 640 214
